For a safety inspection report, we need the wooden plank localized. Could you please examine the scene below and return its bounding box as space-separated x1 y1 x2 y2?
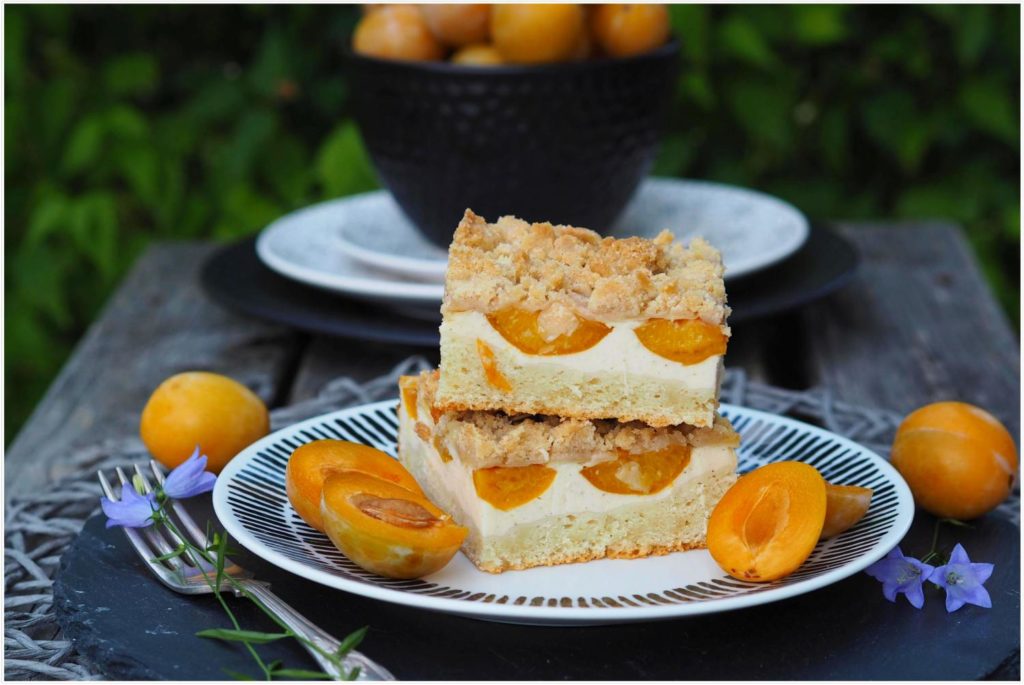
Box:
287 336 438 403
802 223 1020 439
5 243 302 494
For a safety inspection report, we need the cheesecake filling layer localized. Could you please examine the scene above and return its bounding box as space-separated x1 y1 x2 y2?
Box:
398 411 737 538
443 310 723 390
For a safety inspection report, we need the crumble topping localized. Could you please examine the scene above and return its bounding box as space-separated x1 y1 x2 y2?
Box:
442 209 730 330
405 372 739 468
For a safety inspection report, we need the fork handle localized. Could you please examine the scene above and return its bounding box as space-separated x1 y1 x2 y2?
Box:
237 580 395 681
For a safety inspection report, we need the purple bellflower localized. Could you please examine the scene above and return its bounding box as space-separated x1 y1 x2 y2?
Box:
161 447 217 500
864 546 935 609
929 543 994 613
101 483 158 529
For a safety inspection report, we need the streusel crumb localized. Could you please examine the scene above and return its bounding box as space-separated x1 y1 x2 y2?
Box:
442 209 730 329
405 372 739 468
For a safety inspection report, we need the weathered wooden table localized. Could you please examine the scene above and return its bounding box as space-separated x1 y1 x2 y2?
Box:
8 222 1021 678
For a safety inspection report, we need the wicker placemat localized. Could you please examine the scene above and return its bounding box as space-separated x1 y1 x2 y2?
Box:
5 358 1018 680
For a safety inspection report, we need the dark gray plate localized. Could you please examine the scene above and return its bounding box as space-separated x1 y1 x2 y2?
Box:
200 224 858 347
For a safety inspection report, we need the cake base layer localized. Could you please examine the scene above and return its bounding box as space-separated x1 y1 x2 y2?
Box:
460 475 734 573
398 400 737 573
437 330 722 428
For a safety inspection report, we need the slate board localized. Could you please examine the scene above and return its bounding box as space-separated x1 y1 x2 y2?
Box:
55 495 1019 680
200 225 858 347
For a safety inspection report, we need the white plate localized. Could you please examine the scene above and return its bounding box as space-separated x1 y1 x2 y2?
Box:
256 199 444 305
213 401 913 626
260 178 810 302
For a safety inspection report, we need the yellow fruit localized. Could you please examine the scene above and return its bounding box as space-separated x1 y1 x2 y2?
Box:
491 4 585 64
634 318 728 365
473 465 557 510
591 4 670 58
140 372 269 473
486 307 611 355
820 484 873 539
891 401 1017 519
352 5 445 62
321 472 466 578
708 462 827 582
420 4 491 47
451 44 505 66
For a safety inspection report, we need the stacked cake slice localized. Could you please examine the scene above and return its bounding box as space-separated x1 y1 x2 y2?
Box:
397 210 739 573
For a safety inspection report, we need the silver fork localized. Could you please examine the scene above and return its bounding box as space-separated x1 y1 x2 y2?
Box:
97 461 395 681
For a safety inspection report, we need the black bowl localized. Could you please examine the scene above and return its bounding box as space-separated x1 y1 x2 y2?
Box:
343 42 680 247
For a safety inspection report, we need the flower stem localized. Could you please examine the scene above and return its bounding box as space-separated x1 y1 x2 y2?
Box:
160 512 273 680
919 517 971 565
158 506 352 680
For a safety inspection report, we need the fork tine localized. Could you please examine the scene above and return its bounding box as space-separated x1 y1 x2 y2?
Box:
115 466 186 570
96 469 183 588
150 460 211 549
132 464 155 493
97 470 118 500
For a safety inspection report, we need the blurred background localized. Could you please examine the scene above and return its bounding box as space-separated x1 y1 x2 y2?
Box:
5 4 1020 440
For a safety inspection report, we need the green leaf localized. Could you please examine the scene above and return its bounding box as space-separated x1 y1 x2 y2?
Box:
818 108 847 173
105 105 149 140
952 6 991 67
224 109 276 181
5 7 27 90
270 669 332 680
679 71 714 110
151 545 186 563
718 15 779 69
791 5 849 46
668 4 709 63
102 53 159 97
726 79 794 150
652 135 692 177
315 122 378 198
223 669 257 681
196 628 290 644
61 115 105 176
214 530 229 590
335 626 367 658
958 77 1018 144
861 91 932 173
26 193 68 245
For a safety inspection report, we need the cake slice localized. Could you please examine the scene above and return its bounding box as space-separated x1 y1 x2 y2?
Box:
398 371 739 573
436 210 730 428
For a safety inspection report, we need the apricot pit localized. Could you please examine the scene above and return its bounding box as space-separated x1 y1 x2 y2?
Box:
285 440 422 532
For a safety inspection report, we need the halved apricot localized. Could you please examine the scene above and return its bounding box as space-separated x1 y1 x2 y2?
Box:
486 307 611 355
707 462 827 582
399 376 418 420
634 318 728 365
476 339 512 391
581 445 691 495
820 483 873 539
473 465 556 510
286 440 423 532
321 472 467 578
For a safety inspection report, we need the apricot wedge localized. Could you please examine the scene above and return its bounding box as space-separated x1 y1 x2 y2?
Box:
486 307 610 356
707 462 827 582
286 440 423 532
581 445 691 495
473 464 556 510
476 339 513 391
634 318 728 365
820 483 873 539
321 472 467 579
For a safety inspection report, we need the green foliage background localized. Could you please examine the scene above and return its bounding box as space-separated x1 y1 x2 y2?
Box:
5 5 1020 439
